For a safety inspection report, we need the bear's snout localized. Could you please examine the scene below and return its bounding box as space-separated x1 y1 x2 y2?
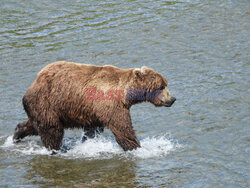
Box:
171 96 176 103
163 96 176 107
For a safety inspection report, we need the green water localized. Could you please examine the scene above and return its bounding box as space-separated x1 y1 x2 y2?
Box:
0 0 249 187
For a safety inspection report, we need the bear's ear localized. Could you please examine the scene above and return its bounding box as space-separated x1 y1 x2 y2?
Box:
133 68 143 80
133 66 153 79
141 66 153 75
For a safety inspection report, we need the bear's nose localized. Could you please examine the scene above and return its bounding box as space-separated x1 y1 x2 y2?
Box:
171 97 176 103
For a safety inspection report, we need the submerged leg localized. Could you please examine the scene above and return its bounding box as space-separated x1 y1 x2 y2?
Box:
81 126 104 142
13 120 38 143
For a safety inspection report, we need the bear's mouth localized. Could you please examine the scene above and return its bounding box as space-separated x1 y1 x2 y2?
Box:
163 102 174 107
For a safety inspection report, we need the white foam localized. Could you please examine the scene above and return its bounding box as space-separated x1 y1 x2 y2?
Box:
2 135 15 147
128 136 177 159
1 133 180 159
62 136 122 159
18 141 51 155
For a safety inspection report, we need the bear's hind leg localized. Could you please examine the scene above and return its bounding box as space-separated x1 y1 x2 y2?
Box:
13 120 38 143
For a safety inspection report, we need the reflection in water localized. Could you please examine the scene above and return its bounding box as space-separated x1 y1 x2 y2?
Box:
27 156 138 187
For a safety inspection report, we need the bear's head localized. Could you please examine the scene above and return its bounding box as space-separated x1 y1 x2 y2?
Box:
130 66 176 107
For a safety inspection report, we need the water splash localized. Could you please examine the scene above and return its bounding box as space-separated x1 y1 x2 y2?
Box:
128 136 177 159
1 133 180 159
2 135 15 148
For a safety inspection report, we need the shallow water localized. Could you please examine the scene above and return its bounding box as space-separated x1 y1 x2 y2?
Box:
0 0 249 187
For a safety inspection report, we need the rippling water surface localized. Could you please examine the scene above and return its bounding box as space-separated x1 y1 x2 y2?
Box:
0 0 249 187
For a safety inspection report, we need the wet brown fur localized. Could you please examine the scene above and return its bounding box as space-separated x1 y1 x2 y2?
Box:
13 61 170 151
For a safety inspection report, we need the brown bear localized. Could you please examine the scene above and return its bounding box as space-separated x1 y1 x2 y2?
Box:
13 61 176 152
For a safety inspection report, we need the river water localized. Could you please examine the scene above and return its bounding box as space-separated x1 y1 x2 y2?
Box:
0 0 249 187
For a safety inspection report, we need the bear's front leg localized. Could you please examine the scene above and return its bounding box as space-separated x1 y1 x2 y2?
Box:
111 125 141 151
107 110 141 151
39 126 64 151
